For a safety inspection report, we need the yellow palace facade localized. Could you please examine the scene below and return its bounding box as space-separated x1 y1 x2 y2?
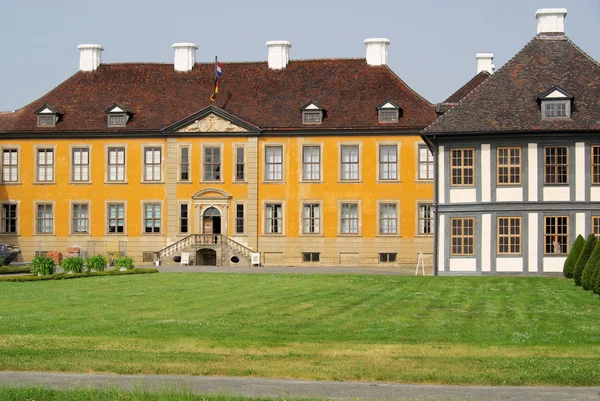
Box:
0 40 436 266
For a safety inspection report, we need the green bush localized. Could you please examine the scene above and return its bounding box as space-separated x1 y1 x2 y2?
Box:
574 234 597 286
61 257 85 274
0 266 30 274
85 255 107 272
30 257 56 276
593 261 600 295
114 256 134 270
0 268 159 282
564 235 585 278
581 240 600 291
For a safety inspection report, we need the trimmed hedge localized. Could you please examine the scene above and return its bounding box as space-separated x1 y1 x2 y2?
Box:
593 261 600 295
574 234 597 286
0 268 159 282
0 266 30 275
564 235 585 278
581 240 600 291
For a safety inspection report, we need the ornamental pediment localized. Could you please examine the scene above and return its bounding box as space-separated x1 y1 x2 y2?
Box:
177 113 248 133
161 105 260 134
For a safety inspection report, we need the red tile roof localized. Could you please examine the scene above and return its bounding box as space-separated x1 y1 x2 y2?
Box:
0 59 436 134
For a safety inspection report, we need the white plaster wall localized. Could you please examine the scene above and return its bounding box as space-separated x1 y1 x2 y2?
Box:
481 214 491 272
528 213 538 272
528 144 538 202
450 188 477 203
576 213 586 238
591 187 600 202
449 258 477 272
576 142 585 201
496 187 523 202
543 257 567 272
497 257 524 272
438 215 445 272
543 186 570 201
438 146 445 204
481 144 491 202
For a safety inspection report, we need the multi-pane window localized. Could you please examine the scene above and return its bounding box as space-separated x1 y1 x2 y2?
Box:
302 111 322 124
378 110 398 123
379 253 397 263
107 147 125 182
144 203 161 233
451 149 474 186
1 204 17 234
418 145 434 180
593 216 600 237
37 148 54 182
235 204 244 234
235 147 245 181
379 203 397 234
450 218 474 255
37 115 56 127
72 204 89 234
544 146 568 184
544 216 568 254
108 204 125 233
302 146 320 181
203 147 221 181
498 217 521 254
108 114 127 127
2 149 18 182
36 204 53 234
418 203 434 235
180 204 189 234
180 147 189 181
302 252 320 262
592 146 600 185
543 101 568 119
379 145 397 180
302 203 320 234
341 145 359 181
72 148 90 182
497 147 521 185
340 203 359 234
265 203 282 234
265 146 283 181
144 147 161 181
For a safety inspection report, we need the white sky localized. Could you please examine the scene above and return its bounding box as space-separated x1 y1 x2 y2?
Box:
0 0 598 111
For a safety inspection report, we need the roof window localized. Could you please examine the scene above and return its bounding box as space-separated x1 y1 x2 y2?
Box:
105 103 133 127
538 87 572 120
377 100 400 123
300 101 324 125
35 104 61 127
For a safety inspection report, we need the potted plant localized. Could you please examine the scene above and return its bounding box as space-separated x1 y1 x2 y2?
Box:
30 256 56 276
114 256 135 271
85 255 107 272
61 257 85 274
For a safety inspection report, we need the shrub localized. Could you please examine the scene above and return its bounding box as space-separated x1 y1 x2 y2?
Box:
114 256 134 270
0 268 159 282
593 261 600 295
581 240 600 291
574 234 597 286
30 256 56 276
0 266 30 274
61 257 85 274
564 235 585 278
85 255 107 272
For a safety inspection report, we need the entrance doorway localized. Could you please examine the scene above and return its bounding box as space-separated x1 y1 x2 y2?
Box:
196 249 217 266
202 207 222 234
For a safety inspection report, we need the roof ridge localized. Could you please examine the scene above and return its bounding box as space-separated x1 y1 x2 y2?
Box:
443 71 490 103
383 65 433 106
565 36 600 70
101 57 366 67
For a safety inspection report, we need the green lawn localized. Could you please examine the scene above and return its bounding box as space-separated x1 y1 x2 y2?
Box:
1 274 599 385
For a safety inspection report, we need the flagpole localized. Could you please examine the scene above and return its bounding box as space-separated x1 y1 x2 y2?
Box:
214 56 218 105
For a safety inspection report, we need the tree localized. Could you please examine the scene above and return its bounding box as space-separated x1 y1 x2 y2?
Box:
581 240 600 291
573 234 597 286
563 235 585 278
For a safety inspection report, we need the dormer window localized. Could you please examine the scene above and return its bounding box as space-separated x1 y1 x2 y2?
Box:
377 100 400 123
105 103 133 127
35 104 61 127
538 87 572 119
300 101 324 125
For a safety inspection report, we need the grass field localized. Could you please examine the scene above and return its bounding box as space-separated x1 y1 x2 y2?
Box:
1 274 599 386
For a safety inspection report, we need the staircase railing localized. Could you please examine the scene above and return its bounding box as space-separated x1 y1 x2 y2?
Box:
157 234 253 261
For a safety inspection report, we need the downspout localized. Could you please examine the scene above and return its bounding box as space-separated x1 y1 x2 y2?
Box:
432 133 439 276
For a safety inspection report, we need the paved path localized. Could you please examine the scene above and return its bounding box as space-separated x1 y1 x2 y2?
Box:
157 265 419 275
0 371 598 400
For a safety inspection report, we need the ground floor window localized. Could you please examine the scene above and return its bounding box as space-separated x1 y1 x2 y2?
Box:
593 216 600 237
144 203 161 234
1 204 17 234
544 216 568 254
340 203 359 234
450 218 474 255
379 203 397 234
497 217 521 254
302 252 320 262
265 203 282 234
36 204 53 234
108 204 125 233
235 204 244 234
379 253 397 263
72 203 89 234
418 203 434 234
180 204 189 234
302 203 320 234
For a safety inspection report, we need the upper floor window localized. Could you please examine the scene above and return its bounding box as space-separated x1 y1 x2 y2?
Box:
265 146 283 181
544 146 568 185
107 147 125 182
180 147 190 182
538 87 572 120
302 146 320 181
341 145 359 181
203 146 221 181
72 147 90 182
418 145 434 180
451 148 474 186
105 104 133 127
592 146 600 185
377 100 400 123
2 149 18 183
300 101 324 125
36 148 54 182
144 147 161 181
235 147 245 181
35 104 61 127
497 147 521 185
379 145 397 180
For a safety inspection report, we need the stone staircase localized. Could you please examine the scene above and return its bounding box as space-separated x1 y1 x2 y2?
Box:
157 234 254 266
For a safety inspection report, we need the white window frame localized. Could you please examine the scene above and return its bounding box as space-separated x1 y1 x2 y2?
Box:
301 202 322 235
71 146 91 183
107 202 126 235
264 202 284 235
302 145 321 181
202 144 223 182
143 146 162 182
106 146 127 183
378 201 399 236
265 145 284 182
1 147 19 183
35 202 54 234
70 202 90 235
417 144 434 181
339 144 361 182
377 143 399 181
142 201 162 234
35 146 55 183
339 201 360 235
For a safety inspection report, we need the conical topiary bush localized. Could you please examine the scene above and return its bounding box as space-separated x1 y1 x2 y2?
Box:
564 234 585 278
592 259 600 295
574 234 597 286
581 240 600 291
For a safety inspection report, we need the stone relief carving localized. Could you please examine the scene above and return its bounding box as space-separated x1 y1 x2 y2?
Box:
177 113 248 133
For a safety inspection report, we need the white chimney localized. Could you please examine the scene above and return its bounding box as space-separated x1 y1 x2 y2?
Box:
476 53 495 74
364 38 390 66
266 41 292 70
172 43 198 72
77 44 103 72
536 8 567 35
